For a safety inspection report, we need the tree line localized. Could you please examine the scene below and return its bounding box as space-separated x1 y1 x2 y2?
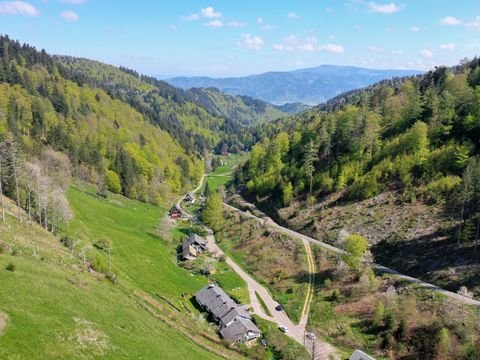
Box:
240 59 480 248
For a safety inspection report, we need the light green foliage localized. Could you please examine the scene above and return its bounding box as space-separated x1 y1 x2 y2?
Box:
105 170 122 194
282 181 293 206
426 176 461 203
202 191 224 232
343 234 369 270
373 301 385 326
437 328 451 360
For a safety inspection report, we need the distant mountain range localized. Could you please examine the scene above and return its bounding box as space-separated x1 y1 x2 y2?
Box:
166 65 423 105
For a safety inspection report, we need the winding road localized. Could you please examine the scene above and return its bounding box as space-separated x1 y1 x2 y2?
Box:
177 172 335 359
223 200 480 307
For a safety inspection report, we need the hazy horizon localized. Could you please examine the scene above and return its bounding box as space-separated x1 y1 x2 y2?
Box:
1 0 479 77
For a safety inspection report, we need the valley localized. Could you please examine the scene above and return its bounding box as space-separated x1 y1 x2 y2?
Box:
2 3 480 357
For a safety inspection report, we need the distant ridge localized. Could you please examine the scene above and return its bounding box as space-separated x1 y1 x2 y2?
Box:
166 65 423 105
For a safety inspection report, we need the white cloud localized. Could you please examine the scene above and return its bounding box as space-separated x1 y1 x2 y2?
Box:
60 0 87 3
168 24 178 32
201 6 221 19
273 44 294 52
287 11 300 19
410 26 421 32
204 20 223 28
321 43 345 53
237 34 264 50
273 36 316 52
183 6 221 21
182 13 199 21
0 1 38 16
228 21 245 28
326 7 335 13
439 43 456 51
257 17 263 24
420 49 433 58
392 49 403 55
298 37 318 52
440 16 462 25
367 45 385 52
273 36 344 53
368 2 402 14
60 10 79 22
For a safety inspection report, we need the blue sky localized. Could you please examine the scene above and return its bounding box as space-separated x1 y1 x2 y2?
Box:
1 0 480 77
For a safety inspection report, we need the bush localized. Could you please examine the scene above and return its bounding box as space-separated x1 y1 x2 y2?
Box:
374 301 385 327
106 272 118 284
5 263 15 272
60 235 74 250
94 237 112 252
88 250 108 273
0 241 11 254
426 175 461 203
343 234 369 271
105 170 122 194
323 278 332 289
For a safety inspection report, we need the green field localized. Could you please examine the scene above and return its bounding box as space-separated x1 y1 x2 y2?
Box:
202 153 248 193
0 187 239 359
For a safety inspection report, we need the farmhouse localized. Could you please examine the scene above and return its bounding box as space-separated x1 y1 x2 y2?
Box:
169 205 183 220
182 233 207 260
196 284 261 344
184 193 195 203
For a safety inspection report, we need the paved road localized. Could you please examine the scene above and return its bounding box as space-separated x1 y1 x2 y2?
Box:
206 232 335 360
176 174 336 359
223 202 480 307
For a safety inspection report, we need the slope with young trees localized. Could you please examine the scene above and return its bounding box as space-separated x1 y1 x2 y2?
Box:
237 58 480 298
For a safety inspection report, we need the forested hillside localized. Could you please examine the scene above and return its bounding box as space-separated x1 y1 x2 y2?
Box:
238 59 480 297
0 35 209 228
58 57 280 155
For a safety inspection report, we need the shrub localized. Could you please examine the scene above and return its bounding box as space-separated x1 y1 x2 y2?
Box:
436 328 451 360
374 301 385 327
94 238 112 252
426 175 461 203
88 250 108 273
0 241 10 254
60 235 74 250
323 278 332 289
343 234 369 271
5 263 15 272
105 170 122 194
106 272 118 284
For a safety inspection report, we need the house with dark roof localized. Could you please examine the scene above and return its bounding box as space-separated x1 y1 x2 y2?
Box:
182 234 207 260
184 193 195 203
195 284 261 344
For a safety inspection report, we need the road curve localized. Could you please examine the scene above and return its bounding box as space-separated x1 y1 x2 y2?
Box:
223 202 480 307
206 232 335 360
176 173 335 359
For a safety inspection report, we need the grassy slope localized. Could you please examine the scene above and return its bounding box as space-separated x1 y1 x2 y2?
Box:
0 191 228 359
65 184 206 298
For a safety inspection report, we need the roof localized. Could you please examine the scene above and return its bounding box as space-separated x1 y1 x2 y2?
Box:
195 284 261 343
350 350 376 360
220 306 251 328
183 234 207 250
170 204 183 213
219 317 261 343
196 285 237 320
